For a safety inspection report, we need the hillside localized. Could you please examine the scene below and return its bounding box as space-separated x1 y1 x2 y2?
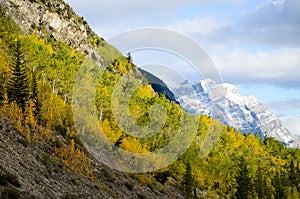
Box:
0 0 101 61
0 116 185 198
1 0 300 199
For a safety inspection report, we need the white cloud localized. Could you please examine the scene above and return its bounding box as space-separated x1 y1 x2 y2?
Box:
166 17 224 36
237 0 300 47
66 0 239 38
281 115 300 136
211 48 300 87
66 0 300 48
67 0 239 17
162 0 300 47
157 0 300 88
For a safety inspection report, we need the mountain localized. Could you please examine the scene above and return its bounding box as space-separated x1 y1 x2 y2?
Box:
2 0 295 148
0 0 103 64
0 1 186 198
172 79 299 147
2 0 300 198
139 68 299 147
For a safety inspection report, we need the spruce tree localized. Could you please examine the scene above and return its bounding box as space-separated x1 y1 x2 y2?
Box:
30 69 41 119
126 52 132 63
256 166 266 198
8 40 29 111
273 169 285 199
236 156 253 199
183 162 194 199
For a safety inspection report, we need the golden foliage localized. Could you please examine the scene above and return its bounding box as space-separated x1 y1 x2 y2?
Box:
120 137 149 153
100 119 122 144
0 97 37 142
54 139 94 179
22 100 37 142
40 93 66 128
32 126 52 144
0 95 22 132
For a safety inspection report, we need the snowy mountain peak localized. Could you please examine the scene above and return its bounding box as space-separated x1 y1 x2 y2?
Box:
139 68 299 147
200 80 238 100
171 79 299 147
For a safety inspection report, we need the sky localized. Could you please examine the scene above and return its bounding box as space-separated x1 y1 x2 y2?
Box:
65 0 300 136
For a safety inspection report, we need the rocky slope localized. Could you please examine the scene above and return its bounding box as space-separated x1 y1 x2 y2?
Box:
172 79 299 147
0 116 185 199
0 0 102 64
0 0 187 198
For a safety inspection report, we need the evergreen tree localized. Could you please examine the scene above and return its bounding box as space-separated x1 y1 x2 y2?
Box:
273 169 285 199
30 69 41 119
256 166 266 199
126 52 132 63
289 159 300 188
183 161 194 199
236 156 253 199
8 40 29 111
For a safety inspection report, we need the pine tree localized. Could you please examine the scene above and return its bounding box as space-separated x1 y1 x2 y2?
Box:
8 40 29 111
289 159 300 187
126 52 132 63
236 156 253 199
183 161 194 199
30 69 41 119
256 166 266 199
273 169 285 199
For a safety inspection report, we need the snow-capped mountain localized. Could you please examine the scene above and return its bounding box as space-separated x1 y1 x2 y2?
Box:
171 79 299 147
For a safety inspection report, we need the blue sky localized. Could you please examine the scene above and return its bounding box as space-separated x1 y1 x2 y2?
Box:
66 0 300 135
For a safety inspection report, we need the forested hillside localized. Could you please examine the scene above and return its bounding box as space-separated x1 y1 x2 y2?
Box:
1 2 300 199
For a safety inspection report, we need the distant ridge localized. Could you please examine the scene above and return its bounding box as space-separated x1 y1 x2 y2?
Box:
139 68 178 103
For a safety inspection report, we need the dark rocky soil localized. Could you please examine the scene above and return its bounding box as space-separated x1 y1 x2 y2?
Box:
0 117 185 199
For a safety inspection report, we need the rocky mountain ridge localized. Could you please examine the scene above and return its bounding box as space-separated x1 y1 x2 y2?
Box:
172 79 300 147
137 69 298 147
0 0 102 64
139 68 178 103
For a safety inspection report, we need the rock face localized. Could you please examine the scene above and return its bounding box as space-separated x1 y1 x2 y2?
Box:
0 0 102 63
172 79 299 147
